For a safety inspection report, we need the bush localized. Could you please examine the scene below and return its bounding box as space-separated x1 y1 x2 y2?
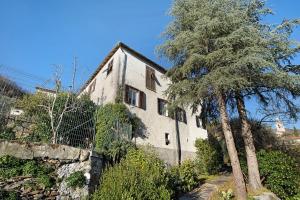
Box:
195 138 223 175
95 103 140 162
37 174 54 189
168 159 199 194
0 155 23 179
66 171 86 189
0 189 19 200
256 150 299 199
0 128 16 140
93 149 172 200
0 155 54 185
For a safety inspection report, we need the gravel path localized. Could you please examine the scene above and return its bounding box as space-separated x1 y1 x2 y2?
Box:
179 175 232 200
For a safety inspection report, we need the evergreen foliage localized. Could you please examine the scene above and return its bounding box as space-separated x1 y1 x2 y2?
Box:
241 150 300 199
195 138 223 175
95 103 139 162
168 159 199 194
66 171 86 189
93 149 172 200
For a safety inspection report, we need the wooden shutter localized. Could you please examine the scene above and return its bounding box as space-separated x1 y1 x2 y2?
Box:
196 116 200 127
150 70 156 91
146 66 155 91
107 59 113 75
124 85 129 104
139 91 146 110
157 99 161 115
146 67 151 89
183 110 187 123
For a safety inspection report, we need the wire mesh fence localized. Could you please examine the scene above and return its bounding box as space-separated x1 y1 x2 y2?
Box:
0 66 134 150
0 67 97 150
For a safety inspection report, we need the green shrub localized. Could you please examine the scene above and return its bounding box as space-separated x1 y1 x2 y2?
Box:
0 189 19 200
0 155 23 179
66 171 86 189
37 174 54 189
95 103 140 162
0 128 16 140
168 159 199 194
93 149 172 200
256 150 300 199
195 138 223 175
0 155 54 185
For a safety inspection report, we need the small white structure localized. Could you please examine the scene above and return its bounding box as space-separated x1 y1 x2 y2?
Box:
275 118 285 136
10 108 24 116
79 42 208 165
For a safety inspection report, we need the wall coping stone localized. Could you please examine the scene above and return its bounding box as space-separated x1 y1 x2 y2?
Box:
0 140 91 161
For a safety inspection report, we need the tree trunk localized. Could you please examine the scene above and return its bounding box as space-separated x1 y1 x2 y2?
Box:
236 93 262 190
217 93 247 200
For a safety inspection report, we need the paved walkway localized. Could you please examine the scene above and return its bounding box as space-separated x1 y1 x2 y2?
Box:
179 175 232 200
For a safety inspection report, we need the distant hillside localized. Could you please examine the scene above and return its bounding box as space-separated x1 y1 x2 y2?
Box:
0 75 26 98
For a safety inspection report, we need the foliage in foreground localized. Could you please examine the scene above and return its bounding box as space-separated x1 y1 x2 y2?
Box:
0 189 19 200
93 149 172 200
168 159 199 195
66 171 86 189
195 138 223 175
240 150 300 199
257 150 300 199
95 103 140 162
16 93 96 144
0 155 54 189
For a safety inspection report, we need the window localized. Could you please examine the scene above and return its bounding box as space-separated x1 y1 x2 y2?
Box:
158 98 169 117
165 133 170 145
107 59 113 75
196 116 202 128
125 85 146 109
176 108 187 123
88 79 96 94
146 66 156 91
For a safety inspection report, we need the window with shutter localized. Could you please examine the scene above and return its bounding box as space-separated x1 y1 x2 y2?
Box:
124 85 146 110
139 91 146 110
177 108 187 123
107 59 113 75
146 66 156 91
196 116 202 128
88 79 96 95
158 98 168 116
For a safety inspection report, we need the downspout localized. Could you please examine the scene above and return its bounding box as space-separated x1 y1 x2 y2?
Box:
174 109 182 165
120 48 127 99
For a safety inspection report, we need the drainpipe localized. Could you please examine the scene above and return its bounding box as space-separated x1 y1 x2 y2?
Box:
175 109 182 165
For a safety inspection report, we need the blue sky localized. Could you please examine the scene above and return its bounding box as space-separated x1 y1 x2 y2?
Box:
0 0 299 128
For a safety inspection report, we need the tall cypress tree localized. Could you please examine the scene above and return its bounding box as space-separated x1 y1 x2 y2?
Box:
158 0 300 198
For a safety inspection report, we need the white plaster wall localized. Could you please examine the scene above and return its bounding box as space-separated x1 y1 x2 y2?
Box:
81 49 124 105
122 48 207 153
80 46 208 164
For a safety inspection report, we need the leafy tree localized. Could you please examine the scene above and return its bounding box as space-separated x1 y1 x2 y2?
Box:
158 0 254 197
159 0 300 195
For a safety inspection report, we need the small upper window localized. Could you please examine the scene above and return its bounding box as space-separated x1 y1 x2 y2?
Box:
165 133 170 145
177 108 187 123
146 66 156 91
88 79 96 94
107 59 113 75
196 116 202 128
158 98 169 117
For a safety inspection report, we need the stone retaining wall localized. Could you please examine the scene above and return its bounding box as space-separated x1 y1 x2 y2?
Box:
0 140 104 199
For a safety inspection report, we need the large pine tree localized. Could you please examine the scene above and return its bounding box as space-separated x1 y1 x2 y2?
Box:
159 0 300 198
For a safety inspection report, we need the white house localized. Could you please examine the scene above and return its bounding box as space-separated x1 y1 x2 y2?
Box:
80 42 207 165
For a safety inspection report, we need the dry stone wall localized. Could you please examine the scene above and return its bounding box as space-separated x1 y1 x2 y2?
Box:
0 140 104 200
